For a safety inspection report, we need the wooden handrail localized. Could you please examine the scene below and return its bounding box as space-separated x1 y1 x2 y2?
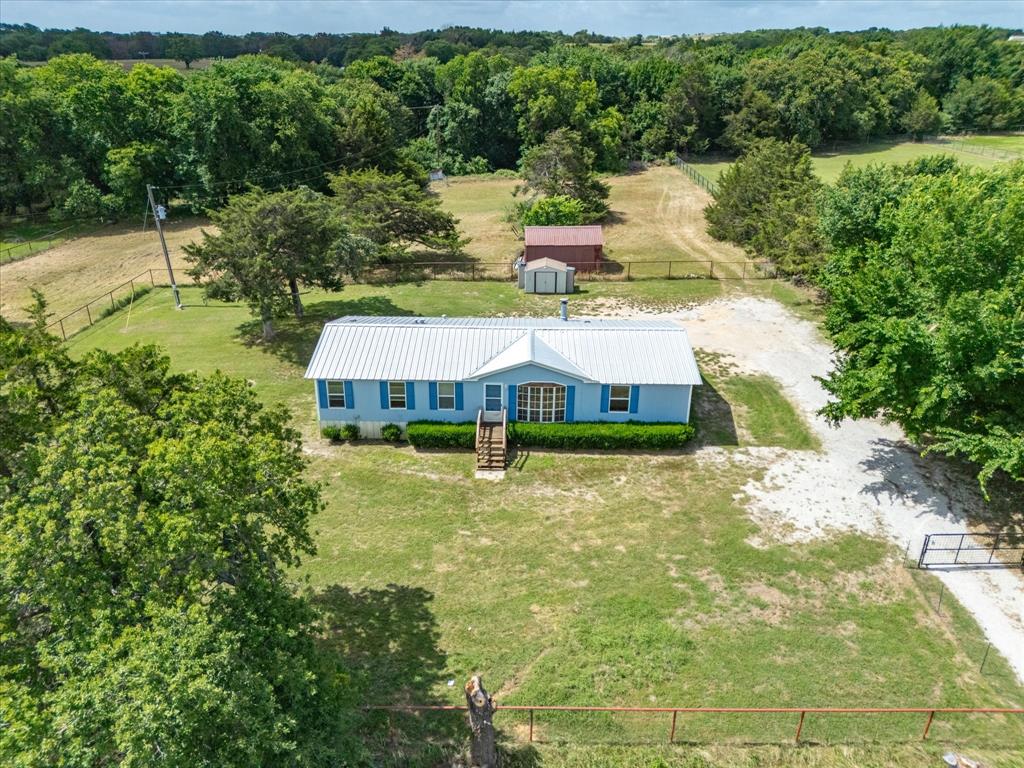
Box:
475 408 483 454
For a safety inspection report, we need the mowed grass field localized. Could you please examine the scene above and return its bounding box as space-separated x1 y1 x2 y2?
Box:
0 220 86 265
688 135 1019 185
63 283 1024 765
0 217 206 326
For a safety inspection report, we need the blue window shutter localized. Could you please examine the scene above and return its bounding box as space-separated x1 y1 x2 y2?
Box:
600 384 610 413
428 382 438 410
455 382 464 410
379 381 389 409
628 385 639 414
316 380 328 409
344 381 354 409
565 385 575 422
507 384 517 418
406 381 416 410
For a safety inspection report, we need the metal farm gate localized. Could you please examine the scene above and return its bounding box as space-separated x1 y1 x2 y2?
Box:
917 532 1024 569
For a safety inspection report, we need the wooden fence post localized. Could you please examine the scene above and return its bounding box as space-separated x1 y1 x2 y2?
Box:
465 676 497 768
85 305 92 326
626 262 632 281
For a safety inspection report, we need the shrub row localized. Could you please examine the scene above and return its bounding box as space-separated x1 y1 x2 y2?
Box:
406 421 476 449
511 421 695 450
321 423 360 442
326 420 695 449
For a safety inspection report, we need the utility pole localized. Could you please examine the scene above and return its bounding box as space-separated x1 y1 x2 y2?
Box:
147 184 181 309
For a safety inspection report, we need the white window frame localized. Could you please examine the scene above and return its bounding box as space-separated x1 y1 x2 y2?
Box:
483 382 503 413
437 381 456 410
388 381 407 409
609 384 632 413
326 380 346 408
517 382 566 423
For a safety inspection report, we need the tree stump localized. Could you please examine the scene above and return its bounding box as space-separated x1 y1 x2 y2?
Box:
465 675 497 768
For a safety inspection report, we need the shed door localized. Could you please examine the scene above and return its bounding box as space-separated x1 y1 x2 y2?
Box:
535 271 557 294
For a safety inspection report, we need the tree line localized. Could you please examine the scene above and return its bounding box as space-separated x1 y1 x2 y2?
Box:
2 24 1022 219
0 23 604 66
705 140 1023 488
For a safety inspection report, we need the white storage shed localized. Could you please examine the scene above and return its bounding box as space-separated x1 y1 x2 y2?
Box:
518 257 575 294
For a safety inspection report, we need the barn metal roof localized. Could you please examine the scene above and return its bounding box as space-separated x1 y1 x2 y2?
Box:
304 316 702 386
524 225 604 247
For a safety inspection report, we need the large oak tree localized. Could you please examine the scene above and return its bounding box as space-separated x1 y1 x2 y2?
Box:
0 311 356 766
184 186 373 339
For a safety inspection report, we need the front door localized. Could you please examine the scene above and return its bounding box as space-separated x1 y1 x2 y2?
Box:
482 383 503 421
536 271 557 294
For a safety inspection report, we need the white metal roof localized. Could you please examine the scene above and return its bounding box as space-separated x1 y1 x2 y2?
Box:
304 316 702 386
523 257 574 272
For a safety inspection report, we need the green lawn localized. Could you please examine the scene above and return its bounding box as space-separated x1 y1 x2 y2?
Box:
956 134 1024 154
66 283 1024 763
686 137 1015 186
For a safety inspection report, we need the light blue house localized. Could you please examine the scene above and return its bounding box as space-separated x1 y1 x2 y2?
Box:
304 305 701 438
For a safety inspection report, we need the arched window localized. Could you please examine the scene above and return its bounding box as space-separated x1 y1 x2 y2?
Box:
516 382 566 423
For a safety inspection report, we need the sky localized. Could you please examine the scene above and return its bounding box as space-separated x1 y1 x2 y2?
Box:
2 0 1022 36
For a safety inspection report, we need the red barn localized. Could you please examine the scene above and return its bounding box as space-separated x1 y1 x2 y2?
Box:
524 225 603 271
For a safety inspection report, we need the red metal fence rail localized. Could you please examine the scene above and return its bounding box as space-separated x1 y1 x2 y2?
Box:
366 704 1024 745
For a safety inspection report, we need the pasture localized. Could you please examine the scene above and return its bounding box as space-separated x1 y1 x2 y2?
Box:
687 136 1017 185
63 282 1024 765
437 165 751 276
0 220 84 265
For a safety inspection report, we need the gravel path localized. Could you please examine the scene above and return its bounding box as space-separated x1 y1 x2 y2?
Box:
599 295 1024 682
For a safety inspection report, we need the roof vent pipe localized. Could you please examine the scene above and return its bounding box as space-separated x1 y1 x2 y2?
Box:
560 298 568 321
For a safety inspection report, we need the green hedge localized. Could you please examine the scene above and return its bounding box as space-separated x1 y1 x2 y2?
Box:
406 421 476 449
405 420 695 450
511 421 695 450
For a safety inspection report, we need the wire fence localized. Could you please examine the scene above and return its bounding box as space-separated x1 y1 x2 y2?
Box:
368 703 1024 747
923 136 1024 161
45 268 166 340
365 258 775 283
674 156 719 194
0 223 81 264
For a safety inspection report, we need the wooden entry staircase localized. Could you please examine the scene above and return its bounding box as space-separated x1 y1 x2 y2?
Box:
475 408 508 470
